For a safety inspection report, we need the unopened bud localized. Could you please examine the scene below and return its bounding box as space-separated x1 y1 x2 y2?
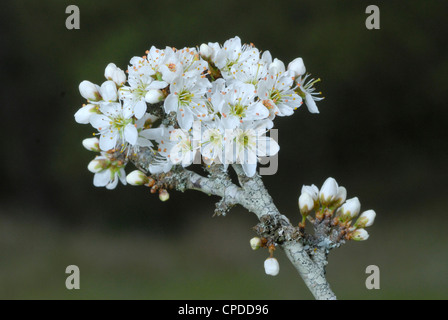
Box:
264 257 280 276
100 80 118 102
79 80 101 101
145 89 164 104
301 184 319 202
269 58 285 75
104 63 118 80
126 170 149 186
337 197 361 222
299 192 314 216
74 104 99 124
199 43 213 59
351 228 369 241
159 189 170 201
287 57 306 77
112 70 127 87
82 137 100 152
105 63 127 87
87 158 109 173
319 177 339 206
354 209 376 228
333 186 347 207
250 237 262 250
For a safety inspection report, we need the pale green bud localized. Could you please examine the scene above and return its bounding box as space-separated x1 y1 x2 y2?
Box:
351 228 369 241
354 210 376 228
126 170 149 186
250 237 262 250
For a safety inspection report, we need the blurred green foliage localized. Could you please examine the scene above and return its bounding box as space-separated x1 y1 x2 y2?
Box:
0 0 447 299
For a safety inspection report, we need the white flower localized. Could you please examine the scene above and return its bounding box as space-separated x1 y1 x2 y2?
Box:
258 71 303 119
354 210 376 228
175 47 208 79
213 36 259 79
169 128 199 167
88 153 127 190
79 80 101 101
164 76 211 130
139 125 176 174
128 113 159 152
229 56 269 87
264 257 280 276
217 82 269 130
90 102 139 151
287 57 306 77
296 74 324 114
351 228 369 241
200 120 226 165
337 197 361 222
119 51 169 118
227 121 279 177
319 177 339 206
158 47 183 84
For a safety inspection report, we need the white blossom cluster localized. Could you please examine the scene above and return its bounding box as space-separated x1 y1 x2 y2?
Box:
75 36 323 189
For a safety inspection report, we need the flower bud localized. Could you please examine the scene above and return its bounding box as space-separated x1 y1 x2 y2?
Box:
112 69 127 87
333 186 347 207
74 104 99 124
337 197 361 222
82 137 100 152
126 170 149 186
87 158 109 173
159 189 170 201
264 257 280 276
287 57 306 77
104 63 118 80
250 237 262 250
299 192 314 216
100 80 118 102
105 63 127 86
319 177 339 206
269 58 285 75
354 209 376 228
301 184 319 202
199 43 213 59
351 228 369 241
145 89 164 104
79 80 101 101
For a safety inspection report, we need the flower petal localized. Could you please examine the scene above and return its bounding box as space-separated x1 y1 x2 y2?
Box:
124 123 138 145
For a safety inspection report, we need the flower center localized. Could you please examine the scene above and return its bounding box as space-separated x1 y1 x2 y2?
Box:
112 114 133 132
167 63 177 72
269 89 282 103
177 89 195 106
230 102 246 118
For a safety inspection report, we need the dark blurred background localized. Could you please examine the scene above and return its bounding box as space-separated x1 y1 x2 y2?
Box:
0 0 447 299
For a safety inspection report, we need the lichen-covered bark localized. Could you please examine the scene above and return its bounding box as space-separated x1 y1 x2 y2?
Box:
128 149 337 300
